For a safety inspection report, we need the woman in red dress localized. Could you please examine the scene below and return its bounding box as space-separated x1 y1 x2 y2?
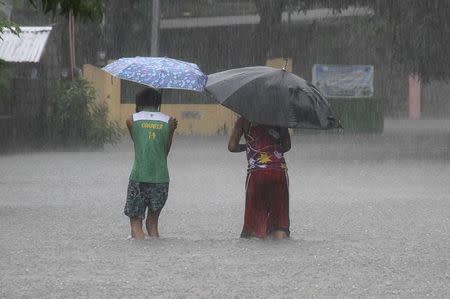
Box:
228 117 291 240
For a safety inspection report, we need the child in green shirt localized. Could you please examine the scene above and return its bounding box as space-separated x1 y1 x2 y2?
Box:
124 88 177 239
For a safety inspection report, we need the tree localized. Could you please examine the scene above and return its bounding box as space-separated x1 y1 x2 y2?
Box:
26 0 103 79
0 1 102 62
0 1 119 149
103 0 153 59
49 78 121 149
0 19 20 39
28 0 102 20
253 0 450 82
371 0 450 82
0 0 102 35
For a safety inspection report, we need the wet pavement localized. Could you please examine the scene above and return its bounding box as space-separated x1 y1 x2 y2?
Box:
1 119 449 297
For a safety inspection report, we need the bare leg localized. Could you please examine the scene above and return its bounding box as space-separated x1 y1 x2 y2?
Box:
130 217 145 240
272 230 288 240
146 209 162 237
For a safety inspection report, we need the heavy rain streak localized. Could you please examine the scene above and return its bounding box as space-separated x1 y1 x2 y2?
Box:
0 1 449 297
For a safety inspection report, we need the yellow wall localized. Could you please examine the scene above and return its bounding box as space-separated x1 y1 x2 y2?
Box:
83 64 237 136
83 64 121 122
266 57 293 72
161 104 237 135
116 103 237 135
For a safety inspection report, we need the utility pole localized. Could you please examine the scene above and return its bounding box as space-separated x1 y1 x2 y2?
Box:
68 10 76 80
151 0 160 56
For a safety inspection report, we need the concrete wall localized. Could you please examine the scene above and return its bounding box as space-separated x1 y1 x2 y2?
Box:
83 64 237 135
83 64 121 122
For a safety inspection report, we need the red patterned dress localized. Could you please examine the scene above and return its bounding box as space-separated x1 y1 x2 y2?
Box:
241 124 290 238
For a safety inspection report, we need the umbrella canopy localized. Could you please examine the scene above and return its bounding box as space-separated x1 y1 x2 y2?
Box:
102 57 207 92
206 66 341 129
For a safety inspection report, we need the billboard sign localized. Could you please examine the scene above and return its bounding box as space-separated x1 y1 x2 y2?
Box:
312 64 374 98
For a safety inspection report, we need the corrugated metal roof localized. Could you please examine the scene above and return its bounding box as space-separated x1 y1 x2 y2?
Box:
0 26 52 63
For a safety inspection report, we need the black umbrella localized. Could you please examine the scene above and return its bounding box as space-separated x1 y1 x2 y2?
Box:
205 66 341 129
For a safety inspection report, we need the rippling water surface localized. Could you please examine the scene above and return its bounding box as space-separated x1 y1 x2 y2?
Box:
1 119 449 297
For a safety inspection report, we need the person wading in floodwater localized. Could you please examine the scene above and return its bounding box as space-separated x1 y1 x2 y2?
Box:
124 88 177 240
228 117 291 240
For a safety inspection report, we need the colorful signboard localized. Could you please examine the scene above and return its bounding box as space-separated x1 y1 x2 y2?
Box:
312 64 374 98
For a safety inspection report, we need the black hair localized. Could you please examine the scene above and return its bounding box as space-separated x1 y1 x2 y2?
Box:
135 88 162 112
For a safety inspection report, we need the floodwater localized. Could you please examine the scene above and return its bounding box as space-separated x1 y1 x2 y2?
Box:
1 119 449 298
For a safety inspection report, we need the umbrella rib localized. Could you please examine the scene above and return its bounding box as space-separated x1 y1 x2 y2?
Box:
209 68 280 104
207 66 340 129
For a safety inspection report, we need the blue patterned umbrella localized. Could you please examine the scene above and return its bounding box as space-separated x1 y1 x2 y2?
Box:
102 57 207 92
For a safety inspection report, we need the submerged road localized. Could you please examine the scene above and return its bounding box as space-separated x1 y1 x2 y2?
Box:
1 119 449 297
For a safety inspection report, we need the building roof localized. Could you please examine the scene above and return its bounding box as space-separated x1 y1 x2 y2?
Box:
0 26 52 63
161 6 373 29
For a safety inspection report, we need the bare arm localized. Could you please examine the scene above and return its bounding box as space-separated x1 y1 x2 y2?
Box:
279 128 291 153
166 117 178 155
228 117 247 153
126 117 133 140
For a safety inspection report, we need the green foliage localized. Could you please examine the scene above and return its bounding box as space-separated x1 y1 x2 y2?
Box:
373 0 450 83
0 19 21 39
49 78 122 149
264 0 450 82
28 0 103 20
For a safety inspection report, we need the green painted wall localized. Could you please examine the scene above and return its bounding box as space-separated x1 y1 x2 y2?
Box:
329 98 384 133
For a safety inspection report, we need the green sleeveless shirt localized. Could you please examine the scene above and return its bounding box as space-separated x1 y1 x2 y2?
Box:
129 111 170 183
